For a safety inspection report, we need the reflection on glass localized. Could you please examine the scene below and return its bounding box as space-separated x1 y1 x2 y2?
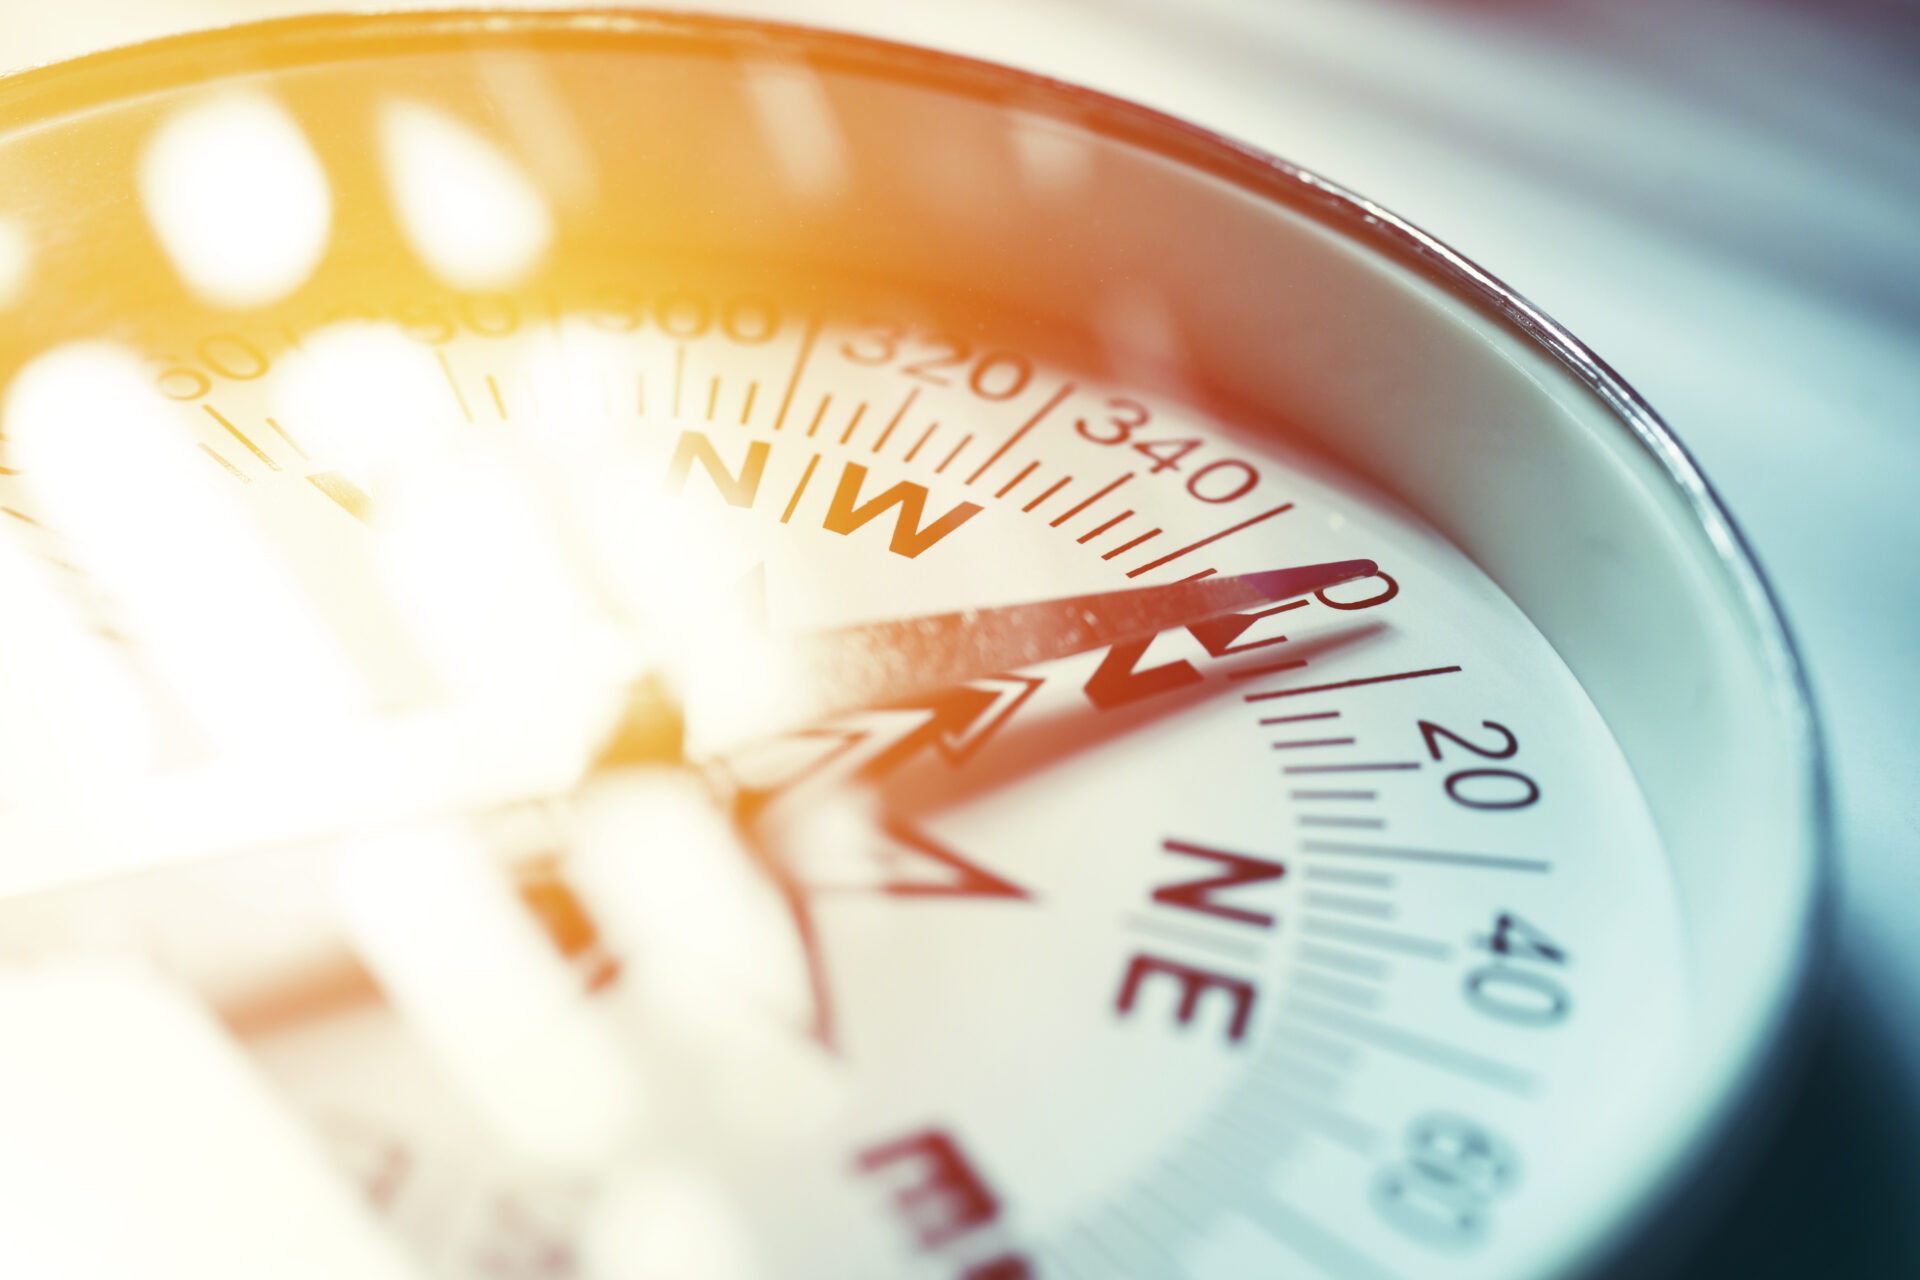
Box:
744 60 851 200
7 343 368 753
138 93 332 310
378 101 553 291
0 216 30 312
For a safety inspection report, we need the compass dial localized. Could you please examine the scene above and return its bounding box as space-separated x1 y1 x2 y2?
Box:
0 14 1822 1280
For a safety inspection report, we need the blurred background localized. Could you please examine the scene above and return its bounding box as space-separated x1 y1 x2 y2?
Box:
3 1 1915 1273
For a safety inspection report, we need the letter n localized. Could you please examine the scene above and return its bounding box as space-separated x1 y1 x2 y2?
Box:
823 463 983 558
665 431 768 508
1152 840 1285 929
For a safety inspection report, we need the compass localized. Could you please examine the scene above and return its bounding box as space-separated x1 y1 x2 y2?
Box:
0 11 1825 1280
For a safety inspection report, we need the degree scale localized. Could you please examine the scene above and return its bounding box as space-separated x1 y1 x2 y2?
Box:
0 12 1825 1280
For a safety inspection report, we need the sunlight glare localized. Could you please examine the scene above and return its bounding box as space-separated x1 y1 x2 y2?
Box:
0 963 423 1279
7 343 370 754
583 1166 763 1280
335 823 643 1169
0 532 155 807
571 771 813 1032
271 322 462 491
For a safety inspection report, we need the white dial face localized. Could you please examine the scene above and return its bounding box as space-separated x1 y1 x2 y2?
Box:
0 293 1690 1280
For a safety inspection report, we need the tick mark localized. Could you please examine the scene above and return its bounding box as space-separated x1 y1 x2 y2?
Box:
1301 867 1394 889
995 461 1039 497
1245 665 1463 702
934 433 973 474
902 421 940 462
198 444 249 482
1300 917 1449 961
309 470 372 522
1022 476 1071 512
1303 839 1549 874
1050 472 1134 527
1292 969 1382 1011
263 417 308 460
965 380 1073 485
871 388 918 454
1102 529 1162 559
1296 941 1391 978
1125 502 1293 578
772 315 821 431
806 394 832 438
1304 891 1394 919
1076 510 1133 543
436 351 473 423
780 454 821 524
839 401 868 446
203 405 278 471
1286 999 1537 1096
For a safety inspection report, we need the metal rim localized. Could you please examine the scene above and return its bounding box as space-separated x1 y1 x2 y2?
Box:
0 10 1833 1277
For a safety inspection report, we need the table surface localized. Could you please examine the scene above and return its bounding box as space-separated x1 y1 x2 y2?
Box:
4 1 1917 1273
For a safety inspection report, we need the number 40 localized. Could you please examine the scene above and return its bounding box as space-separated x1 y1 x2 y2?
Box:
1465 911 1570 1027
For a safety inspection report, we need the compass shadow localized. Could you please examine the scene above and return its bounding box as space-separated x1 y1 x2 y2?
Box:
881 621 1389 817
1669 952 1920 1277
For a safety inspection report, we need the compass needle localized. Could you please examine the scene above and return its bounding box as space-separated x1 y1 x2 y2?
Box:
782 559 1381 724
0 16 1822 1280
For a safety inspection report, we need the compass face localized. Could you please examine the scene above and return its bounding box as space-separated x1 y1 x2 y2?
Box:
0 14 1821 1280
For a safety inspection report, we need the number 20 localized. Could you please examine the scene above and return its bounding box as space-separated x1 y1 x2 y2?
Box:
1419 719 1540 811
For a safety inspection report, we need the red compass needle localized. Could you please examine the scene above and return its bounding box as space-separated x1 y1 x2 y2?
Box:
783 559 1378 721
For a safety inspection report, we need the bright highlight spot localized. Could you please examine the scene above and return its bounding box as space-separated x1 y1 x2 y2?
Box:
139 93 332 309
336 823 643 1168
379 101 553 290
273 322 464 490
1008 111 1095 199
